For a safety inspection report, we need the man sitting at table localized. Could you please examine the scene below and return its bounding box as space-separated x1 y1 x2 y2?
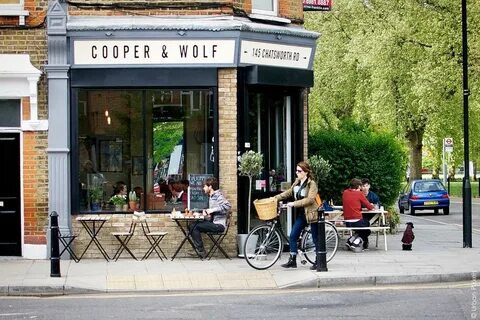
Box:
361 178 381 207
343 178 374 250
189 177 232 258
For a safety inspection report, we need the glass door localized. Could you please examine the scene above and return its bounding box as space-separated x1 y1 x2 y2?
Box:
246 88 301 232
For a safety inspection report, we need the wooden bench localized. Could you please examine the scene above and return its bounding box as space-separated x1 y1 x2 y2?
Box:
335 225 390 251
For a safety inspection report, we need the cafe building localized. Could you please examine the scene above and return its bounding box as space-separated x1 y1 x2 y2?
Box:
3 0 319 259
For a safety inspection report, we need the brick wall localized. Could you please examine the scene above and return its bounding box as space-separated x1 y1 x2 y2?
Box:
217 68 238 255
23 131 49 245
0 27 48 245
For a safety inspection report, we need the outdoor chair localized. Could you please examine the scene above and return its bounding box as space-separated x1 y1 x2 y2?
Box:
205 211 232 260
111 216 140 261
140 215 168 260
58 229 80 263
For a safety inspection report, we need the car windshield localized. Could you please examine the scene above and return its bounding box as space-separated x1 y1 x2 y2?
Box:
414 181 445 192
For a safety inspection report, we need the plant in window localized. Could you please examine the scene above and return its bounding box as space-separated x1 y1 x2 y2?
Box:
88 186 103 211
110 194 127 206
238 150 264 231
128 191 138 210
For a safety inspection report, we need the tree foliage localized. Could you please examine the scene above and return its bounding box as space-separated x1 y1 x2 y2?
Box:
309 126 406 207
305 0 480 177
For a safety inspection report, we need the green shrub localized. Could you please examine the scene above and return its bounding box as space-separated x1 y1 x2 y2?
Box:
309 127 406 207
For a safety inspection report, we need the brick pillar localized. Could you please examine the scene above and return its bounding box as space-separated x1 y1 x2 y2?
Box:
217 68 238 254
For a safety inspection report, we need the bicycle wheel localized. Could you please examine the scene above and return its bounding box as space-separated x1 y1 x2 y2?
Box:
302 221 339 264
244 224 282 270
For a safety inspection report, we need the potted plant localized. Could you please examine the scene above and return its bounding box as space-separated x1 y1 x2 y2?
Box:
110 194 127 211
238 150 264 232
88 187 103 211
308 154 332 203
128 191 138 210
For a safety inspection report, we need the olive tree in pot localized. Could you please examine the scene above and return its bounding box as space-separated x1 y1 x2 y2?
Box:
237 150 263 257
308 155 332 204
238 150 264 232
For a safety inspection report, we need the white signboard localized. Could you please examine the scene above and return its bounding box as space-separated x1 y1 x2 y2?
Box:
240 40 312 69
73 40 236 65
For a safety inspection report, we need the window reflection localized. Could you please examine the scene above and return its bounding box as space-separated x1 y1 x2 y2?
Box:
77 89 214 213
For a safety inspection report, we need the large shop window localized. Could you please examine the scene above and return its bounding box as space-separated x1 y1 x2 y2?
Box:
76 89 215 213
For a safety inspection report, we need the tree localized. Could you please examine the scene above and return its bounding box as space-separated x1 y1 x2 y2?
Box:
305 0 480 180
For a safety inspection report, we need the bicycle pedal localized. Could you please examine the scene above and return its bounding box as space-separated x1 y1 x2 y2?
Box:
300 259 307 265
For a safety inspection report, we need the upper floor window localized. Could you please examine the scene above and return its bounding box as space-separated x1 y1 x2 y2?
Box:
252 0 277 16
0 0 28 25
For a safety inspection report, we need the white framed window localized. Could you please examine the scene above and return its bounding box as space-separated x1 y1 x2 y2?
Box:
252 0 278 16
0 0 29 25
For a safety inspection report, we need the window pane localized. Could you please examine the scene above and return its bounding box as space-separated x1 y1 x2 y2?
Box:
76 89 214 212
0 99 20 127
77 89 143 212
148 89 214 210
253 0 274 11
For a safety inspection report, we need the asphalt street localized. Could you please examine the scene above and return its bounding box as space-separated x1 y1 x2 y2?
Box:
0 283 477 320
401 198 480 232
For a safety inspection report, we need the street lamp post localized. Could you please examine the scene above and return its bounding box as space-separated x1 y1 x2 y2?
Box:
461 0 472 248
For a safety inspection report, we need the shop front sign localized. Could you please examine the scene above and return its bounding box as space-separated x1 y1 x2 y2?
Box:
239 40 312 70
73 39 236 65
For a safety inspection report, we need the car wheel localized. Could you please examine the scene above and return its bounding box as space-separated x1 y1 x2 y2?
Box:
444 207 449 215
410 207 416 216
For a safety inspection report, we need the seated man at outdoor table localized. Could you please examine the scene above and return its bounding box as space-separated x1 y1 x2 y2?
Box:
361 178 380 207
189 177 231 258
343 178 374 250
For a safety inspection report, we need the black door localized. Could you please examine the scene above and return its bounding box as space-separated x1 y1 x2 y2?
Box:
0 132 21 256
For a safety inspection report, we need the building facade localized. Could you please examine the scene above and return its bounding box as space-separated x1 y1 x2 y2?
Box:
1 0 318 259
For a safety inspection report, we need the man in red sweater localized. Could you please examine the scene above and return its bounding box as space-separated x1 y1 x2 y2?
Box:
342 178 374 250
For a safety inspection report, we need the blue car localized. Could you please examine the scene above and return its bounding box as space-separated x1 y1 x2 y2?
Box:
398 179 450 215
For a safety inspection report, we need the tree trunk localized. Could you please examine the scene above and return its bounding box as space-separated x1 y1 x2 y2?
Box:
406 129 424 181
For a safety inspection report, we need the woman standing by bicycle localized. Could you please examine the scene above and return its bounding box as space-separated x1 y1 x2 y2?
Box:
274 161 319 269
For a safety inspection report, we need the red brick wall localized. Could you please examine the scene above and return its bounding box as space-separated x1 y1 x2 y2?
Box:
0 4 48 244
23 130 49 245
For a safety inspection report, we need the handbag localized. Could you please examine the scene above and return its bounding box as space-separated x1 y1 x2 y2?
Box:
305 208 318 223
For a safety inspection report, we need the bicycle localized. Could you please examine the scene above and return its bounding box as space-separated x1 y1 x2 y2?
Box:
243 201 339 270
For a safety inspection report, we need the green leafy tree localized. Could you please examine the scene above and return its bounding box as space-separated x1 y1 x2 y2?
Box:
305 0 480 180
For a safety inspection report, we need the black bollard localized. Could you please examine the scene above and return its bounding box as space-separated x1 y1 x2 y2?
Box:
316 207 328 272
50 211 61 277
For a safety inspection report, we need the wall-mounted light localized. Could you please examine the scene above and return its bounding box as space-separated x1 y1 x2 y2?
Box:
104 109 110 125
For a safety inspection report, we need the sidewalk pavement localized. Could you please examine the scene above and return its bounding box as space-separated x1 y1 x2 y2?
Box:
1 214 479 296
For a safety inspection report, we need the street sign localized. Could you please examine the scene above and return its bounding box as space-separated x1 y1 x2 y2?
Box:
444 137 453 152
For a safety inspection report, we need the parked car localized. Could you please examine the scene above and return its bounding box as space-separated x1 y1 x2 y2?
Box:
398 179 450 215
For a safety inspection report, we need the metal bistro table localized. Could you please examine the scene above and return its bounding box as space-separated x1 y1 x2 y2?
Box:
76 215 112 261
171 215 205 260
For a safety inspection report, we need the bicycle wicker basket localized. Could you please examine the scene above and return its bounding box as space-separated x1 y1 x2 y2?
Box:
253 198 278 221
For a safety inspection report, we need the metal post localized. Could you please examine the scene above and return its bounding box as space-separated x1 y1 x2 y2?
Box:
316 207 327 272
461 0 472 248
50 211 61 277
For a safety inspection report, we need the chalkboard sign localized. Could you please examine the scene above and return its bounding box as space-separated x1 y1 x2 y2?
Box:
188 174 213 210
